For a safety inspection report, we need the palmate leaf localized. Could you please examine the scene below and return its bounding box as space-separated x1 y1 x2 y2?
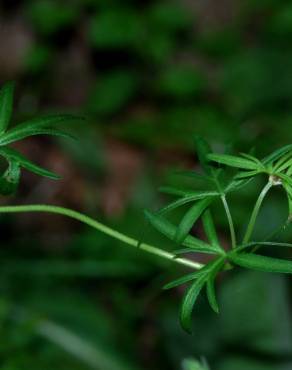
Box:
208 153 260 171
179 258 224 332
175 198 213 244
144 210 219 254
158 191 220 215
229 253 292 274
0 82 14 134
0 147 60 180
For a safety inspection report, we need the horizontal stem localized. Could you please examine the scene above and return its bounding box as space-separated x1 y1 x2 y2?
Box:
0 204 203 270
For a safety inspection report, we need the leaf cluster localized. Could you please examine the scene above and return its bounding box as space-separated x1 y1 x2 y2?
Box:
0 82 80 195
146 137 292 332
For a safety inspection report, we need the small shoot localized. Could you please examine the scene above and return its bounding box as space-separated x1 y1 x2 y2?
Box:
0 82 81 195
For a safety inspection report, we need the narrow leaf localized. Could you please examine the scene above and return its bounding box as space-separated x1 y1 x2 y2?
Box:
234 170 259 180
273 151 292 171
262 145 292 165
158 192 220 215
240 153 264 168
163 270 204 290
208 153 259 170
0 147 60 180
202 209 220 248
180 274 206 332
11 114 82 132
240 241 292 250
0 81 14 133
277 157 292 173
0 128 75 146
229 253 292 274
206 258 225 313
175 198 213 244
144 210 217 253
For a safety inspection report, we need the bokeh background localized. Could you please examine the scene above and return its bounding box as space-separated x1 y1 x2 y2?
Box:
1 0 292 369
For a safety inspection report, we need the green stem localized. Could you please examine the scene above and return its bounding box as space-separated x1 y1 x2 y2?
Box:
221 195 236 249
243 181 273 244
0 204 203 270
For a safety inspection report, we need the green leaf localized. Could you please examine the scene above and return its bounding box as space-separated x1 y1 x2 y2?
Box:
208 153 259 170
9 113 81 132
278 173 292 187
240 241 292 251
205 258 225 313
180 274 206 332
194 136 213 175
158 192 220 215
175 198 213 244
0 127 75 146
163 270 204 290
144 210 217 253
0 81 14 134
262 144 292 165
202 209 220 248
0 160 20 195
234 170 259 180
240 153 264 167
273 151 292 171
229 252 292 274
0 147 60 180
276 157 292 173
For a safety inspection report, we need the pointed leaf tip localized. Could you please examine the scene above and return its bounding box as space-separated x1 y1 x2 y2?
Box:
180 275 206 333
175 198 213 244
0 81 15 134
0 147 61 180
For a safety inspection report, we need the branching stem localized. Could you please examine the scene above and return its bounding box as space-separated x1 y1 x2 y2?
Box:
0 204 203 270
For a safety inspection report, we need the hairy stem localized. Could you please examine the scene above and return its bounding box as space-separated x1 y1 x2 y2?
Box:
243 181 273 244
221 195 236 249
0 204 203 270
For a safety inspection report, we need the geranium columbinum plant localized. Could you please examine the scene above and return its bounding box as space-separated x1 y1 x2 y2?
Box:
1 82 292 333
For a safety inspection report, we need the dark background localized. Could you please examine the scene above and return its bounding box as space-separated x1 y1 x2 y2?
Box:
0 0 292 369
